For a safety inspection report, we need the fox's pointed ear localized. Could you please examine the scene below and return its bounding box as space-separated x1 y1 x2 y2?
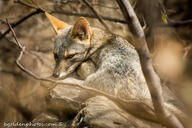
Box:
45 12 68 34
71 17 92 40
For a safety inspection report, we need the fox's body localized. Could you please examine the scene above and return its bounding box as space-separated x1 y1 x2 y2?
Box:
48 15 151 100
82 27 150 100
45 13 189 126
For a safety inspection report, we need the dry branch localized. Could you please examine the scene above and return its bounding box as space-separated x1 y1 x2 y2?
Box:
0 0 127 39
158 1 192 27
15 0 125 25
52 10 127 23
82 0 112 33
91 3 119 9
0 9 42 39
116 0 184 128
1 0 190 40
168 19 192 27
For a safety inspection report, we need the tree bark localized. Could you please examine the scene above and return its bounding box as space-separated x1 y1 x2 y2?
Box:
116 0 184 127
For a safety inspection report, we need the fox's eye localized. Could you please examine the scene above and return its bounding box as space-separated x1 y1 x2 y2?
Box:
54 53 59 61
78 33 84 40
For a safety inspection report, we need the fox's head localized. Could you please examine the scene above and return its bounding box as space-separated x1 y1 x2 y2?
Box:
45 12 92 78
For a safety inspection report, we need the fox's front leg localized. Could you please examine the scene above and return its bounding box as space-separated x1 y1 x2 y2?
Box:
77 60 96 80
58 57 96 80
83 69 119 96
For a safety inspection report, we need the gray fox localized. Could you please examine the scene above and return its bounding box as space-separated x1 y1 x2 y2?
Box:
45 12 151 100
45 13 189 126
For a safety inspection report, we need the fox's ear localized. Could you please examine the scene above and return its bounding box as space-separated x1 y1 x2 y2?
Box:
45 12 68 34
71 17 92 41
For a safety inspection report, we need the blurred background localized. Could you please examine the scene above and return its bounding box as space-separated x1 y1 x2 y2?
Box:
0 0 192 127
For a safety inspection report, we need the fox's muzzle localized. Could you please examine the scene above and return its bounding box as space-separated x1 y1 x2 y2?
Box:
52 51 87 78
53 62 60 78
53 55 64 78
52 56 72 78
53 68 59 78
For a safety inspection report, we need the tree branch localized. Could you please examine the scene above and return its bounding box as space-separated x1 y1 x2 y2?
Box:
91 3 119 9
82 0 112 33
0 9 43 40
0 0 128 39
159 1 192 27
116 0 184 128
52 10 127 24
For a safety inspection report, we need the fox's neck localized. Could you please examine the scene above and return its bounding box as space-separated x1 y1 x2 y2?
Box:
89 27 113 48
86 28 114 66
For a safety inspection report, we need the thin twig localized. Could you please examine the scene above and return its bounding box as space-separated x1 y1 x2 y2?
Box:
183 45 192 60
158 1 192 27
0 9 42 39
0 0 127 39
52 10 127 23
15 0 125 25
55 0 80 4
0 19 7 25
82 0 112 33
168 19 192 27
116 0 184 128
91 3 119 9
14 0 40 10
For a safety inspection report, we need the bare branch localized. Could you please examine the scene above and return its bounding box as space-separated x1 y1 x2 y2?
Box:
168 19 192 27
0 9 42 39
91 3 119 9
0 0 126 39
183 45 192 59
52 10 127 24
14 0 40 10
159 1 192 27
82 0 112 33
0 19 7 25
116 0 184 127
0 0 44 39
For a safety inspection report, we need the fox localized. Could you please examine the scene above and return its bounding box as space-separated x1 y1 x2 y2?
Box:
45 13 190 126
45 12 151 100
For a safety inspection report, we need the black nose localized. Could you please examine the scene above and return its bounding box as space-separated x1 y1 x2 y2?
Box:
53 72 59 78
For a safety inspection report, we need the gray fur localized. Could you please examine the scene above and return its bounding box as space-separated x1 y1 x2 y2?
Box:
85 34 151 100
54 26 151 101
